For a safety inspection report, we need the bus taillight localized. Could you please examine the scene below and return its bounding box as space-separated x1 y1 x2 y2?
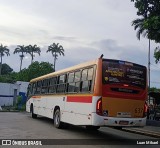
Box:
143 102 148 117
123 84 129 87
96 98 102 115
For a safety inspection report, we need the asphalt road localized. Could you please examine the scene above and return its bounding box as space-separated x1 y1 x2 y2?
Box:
0 112 159 148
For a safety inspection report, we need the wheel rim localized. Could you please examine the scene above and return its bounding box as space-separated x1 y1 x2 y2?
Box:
55 112 60 126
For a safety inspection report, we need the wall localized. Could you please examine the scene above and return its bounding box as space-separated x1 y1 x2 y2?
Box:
0 83 19 106
0 81 29 106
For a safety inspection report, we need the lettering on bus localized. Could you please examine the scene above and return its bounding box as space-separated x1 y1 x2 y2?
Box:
135 108 143 114
102 60 146 89
105 69 124 77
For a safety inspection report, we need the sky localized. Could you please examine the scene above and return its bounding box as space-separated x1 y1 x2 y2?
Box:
0 0 160 88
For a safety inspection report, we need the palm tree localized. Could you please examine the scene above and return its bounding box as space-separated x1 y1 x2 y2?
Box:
132 18 148 40
13 45 27 71
47 43 65 71
0 44 10 75
26 45 41 64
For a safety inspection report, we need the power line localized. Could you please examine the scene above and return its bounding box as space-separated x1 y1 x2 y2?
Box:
151 81 160 84
150 63 160 69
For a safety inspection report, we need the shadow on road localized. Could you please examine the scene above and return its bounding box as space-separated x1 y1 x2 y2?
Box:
26 115 138 145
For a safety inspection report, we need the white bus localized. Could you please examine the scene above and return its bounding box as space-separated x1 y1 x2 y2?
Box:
26 58 147 130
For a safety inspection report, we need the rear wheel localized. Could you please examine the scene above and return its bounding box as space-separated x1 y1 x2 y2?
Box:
54 109 64 129
86 125 100 130
30 105 37 119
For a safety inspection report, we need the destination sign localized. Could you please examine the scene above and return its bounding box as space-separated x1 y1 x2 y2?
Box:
102 60 146 89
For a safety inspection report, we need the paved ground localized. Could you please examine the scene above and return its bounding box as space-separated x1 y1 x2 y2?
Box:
0 112 159 148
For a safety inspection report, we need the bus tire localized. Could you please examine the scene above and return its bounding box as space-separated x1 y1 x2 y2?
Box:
30 105 37 119
54 109 63 129
86 125 100 130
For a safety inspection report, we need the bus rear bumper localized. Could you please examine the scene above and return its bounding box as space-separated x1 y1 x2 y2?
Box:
92 114 146 127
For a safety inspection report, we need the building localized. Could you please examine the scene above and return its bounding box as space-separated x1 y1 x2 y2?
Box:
0 81 29 106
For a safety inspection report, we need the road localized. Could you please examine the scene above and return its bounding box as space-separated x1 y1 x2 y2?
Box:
0 112 159 148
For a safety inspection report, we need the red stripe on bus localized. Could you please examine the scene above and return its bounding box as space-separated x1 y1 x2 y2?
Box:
67 96 92 103
32 96 41 98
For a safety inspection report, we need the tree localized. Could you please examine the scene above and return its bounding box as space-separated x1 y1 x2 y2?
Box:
132 18 147 40
13 45 27 71
0 72 17 83
26 45 41 64
149 87 160 92
0 44 10 75
131 0 160 63
17 61 54 82
47 43 65 71
154 46 160 63
1 63 13 75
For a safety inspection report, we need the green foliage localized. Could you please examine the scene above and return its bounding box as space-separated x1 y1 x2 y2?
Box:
154 47 160 63
47 43 65 71
15 95 26 111
26 44 41 63
149 87 160 92
1 63 13 75
16 61 54 82
13 45 27 71
0 73 17 83
0 44 10 75
131 0 160 42
131 0 160 63
17 95 22 104
0 61 54 83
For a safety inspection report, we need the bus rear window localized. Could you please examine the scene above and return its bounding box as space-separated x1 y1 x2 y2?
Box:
102 60 146 89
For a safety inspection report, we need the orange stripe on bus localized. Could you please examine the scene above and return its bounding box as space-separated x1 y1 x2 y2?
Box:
32 96 41 98
67 96 92 103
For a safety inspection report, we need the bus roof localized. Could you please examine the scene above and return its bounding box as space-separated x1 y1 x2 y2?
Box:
30 59 100 83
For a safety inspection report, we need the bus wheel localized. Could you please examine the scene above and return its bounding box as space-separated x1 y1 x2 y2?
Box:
86 125 100 130
54 109 63 129
30 105 37 119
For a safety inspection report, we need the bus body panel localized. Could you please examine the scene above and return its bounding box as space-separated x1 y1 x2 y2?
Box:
61 95 93 125
91 113 146 127
102 97 145 118
26 58 147 128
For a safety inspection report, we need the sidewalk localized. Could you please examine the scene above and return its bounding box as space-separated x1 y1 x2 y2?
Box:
123 120 160 138
146 119 160 127
145 119 160 133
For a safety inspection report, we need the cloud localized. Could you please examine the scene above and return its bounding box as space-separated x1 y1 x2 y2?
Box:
0 0 159 87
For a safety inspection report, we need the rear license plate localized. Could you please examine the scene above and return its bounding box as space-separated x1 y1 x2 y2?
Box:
119 121 129 125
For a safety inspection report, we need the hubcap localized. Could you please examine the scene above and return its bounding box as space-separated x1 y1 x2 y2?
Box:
55 113 60 125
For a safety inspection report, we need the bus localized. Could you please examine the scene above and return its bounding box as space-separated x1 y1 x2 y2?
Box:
26 58 147 130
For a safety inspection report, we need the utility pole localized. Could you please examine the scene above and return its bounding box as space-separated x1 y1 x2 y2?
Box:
148 39 151 104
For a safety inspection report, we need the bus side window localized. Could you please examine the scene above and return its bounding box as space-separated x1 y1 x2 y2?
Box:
74 71 81 92
67 72 75 93
45 79 49 94
41 79 49 94
41 80 45 94
81 69 88 92
67 71 81 93
27 84 31 98
81 68 94 92
30 83 33 95
57 74 66 93
32 82 37 95
49 77 57 94
36 81 42 94
88 68 94 91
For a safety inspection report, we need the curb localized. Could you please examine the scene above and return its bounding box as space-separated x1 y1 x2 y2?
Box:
146 120 160 127
0 110 20 112
123 128 160 138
